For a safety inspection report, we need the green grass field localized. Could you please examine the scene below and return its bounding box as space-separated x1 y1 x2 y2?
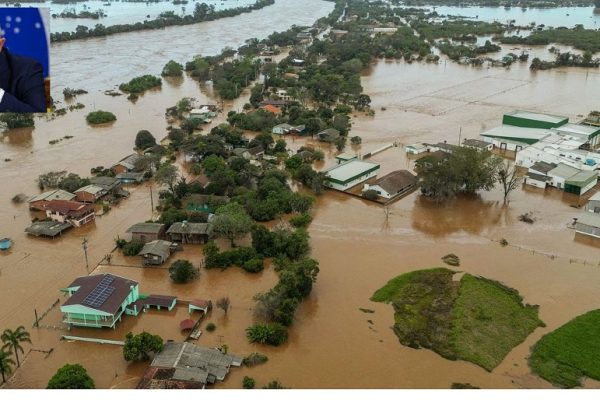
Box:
529 310 600 388
372 268 543 371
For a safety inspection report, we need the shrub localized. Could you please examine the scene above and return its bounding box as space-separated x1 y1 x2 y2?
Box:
162 60 184 77
246 323 288 346
242 352 269 367
289 213 313 228
47 364 95 389
169 259 199 283
263 380 287 389
122 239 145 256
350 136 362 145
205 322 216 332
441 253 460 267
86 110 116 125
119 75 162 94
242 376 256 389
242 258 265 273
362 189 379 201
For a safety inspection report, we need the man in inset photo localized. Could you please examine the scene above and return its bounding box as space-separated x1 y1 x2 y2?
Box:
0 33 47 113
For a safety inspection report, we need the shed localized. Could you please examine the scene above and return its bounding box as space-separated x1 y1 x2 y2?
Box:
335 152 357 164
144 295 177 311
189 299 212 314
325 160 380 191
138 240 173 266
126 223 166 243
112 153 144 174
317 128 340 142
75 184 108 203
524 172 551 189
167 222 211 244
575 212 600 239
503 110 568 129
25 221 72 238
405 143 428 155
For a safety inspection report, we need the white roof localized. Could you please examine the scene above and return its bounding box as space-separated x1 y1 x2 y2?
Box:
336 152 357 160
326 160 380 183
553 123 600 138
407 143 427 150
577 212 600 228
480 125 551 141
548 163 579 179
506 110 567 124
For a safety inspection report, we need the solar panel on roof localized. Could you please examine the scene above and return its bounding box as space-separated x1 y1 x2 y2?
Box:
82 279 116 308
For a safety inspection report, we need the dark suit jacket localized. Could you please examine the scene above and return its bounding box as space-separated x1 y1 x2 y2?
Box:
0 48 47 113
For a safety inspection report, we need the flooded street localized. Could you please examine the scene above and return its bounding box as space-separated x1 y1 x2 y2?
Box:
2 0 600 389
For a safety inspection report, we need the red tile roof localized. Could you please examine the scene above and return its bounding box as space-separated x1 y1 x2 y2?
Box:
46 200 94 218
261 104 281 114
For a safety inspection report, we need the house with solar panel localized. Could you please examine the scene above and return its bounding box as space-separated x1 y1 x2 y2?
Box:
60 274 141 329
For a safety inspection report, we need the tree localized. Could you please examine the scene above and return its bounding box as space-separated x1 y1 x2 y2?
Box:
498 161 522 203
58 173 91 193
246 323 288 346
1 326 31 367
47 364 95 389
334 136 347 152
216 296 231 315
123 332 164 362
356 94 371 110
161 60 184 77
155 164 179 197
37 171 67 190
169 259 199 283
0 350 15 384
86 110 116 125
135 130 156 150
242 376 256 389
212 203 253 247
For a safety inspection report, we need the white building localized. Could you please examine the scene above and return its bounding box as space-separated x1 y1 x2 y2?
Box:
405 143 428 155
586 192 600 213
547 163 580 190
324 160 380 191
575 213 600 239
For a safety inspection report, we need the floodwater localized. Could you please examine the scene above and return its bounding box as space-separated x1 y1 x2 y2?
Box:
2 0 600 390
405 5 600 28
17 0 257 33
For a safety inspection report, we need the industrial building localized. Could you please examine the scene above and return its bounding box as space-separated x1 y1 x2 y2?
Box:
324 160 380 191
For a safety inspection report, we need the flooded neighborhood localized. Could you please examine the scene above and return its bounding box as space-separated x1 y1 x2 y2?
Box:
0 0 599 392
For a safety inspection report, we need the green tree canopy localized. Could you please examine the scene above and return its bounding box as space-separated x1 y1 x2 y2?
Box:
135 130 156 150
169 259 199 283
47 364 95 389
123 332 164 362
1 326 31 367
212 203 254 246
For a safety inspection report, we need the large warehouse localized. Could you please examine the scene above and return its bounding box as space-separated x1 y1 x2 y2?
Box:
324 160 380 191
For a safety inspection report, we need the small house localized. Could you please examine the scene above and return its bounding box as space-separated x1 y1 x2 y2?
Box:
462 139 493 152
261 104 282 115
317 128 340 142
167 222 212 244
362 170 417 200
586 192 600 214
45 200 95 227
75 184 108 203
324 160 380 191
272 123 293 135
138 240 173 266
61 274 140 329
405 143 428 155
126 223 166 243
524 161 557 189
112 153 144 175
89 176 122 194
28 189 76 211
575 213 600 239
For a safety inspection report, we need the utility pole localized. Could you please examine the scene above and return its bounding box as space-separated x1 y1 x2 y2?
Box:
458 126 462 146
82 237 89 274
149 184 154 214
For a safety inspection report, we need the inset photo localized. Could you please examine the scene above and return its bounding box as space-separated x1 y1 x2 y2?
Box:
0 7 50 113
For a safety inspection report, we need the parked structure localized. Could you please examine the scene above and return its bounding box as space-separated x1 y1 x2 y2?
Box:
575 213 600 239
74 185 108 203
126 223 166 243
25 221 72 238
138 240 173 266
325 160 380 191
137 342 242 389
362 170 417 200
166 222 211 244
28 189 76 211
586 192 600 213
60 274 140 329
317 128 340 142
45 200 95 227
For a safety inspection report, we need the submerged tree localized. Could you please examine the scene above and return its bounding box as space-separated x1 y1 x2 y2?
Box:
47 364 95 389
216 296 231 315
1 326 31 367
498 161 522 204
123 332 164 362
211 203 253 247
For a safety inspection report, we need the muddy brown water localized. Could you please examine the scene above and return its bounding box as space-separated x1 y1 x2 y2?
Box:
2 2 600 388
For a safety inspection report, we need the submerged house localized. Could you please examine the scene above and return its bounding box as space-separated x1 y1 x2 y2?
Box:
317 128 340 143
137 342 242 389
61 274 140 329
575 213 600 239
126 223 166 243
362 170 417 200
74 184 108 203
45 200 95 227
138 240 174 266
89 176 123 195
324 160 380 191
28 189 76 211
166 222 211 244
112 153 144 175
586 192 600 214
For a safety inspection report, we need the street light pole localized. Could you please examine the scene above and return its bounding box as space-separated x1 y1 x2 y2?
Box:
82 237 89 274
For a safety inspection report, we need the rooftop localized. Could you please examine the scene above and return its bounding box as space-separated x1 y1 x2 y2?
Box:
63 274 138 315
530 161 557 175
127 223 165 234
565 170 598 185
480 125 551 142
115 153 143 170
589 192 600 201
138 240 173 258
45 200 94 217
462 139 490 149
326 160 380 184
25 221 72 237
553 123 600 138
75 184 106 195
167 222 211 235
576 212 600 228
505 110 568 124
89 176 121 189
548 163 580 179
335 152 358 161
29 189 76 203
371 170 416 193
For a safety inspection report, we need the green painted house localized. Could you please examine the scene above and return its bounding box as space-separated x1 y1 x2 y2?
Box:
61 274 141 329
502 110 568 130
